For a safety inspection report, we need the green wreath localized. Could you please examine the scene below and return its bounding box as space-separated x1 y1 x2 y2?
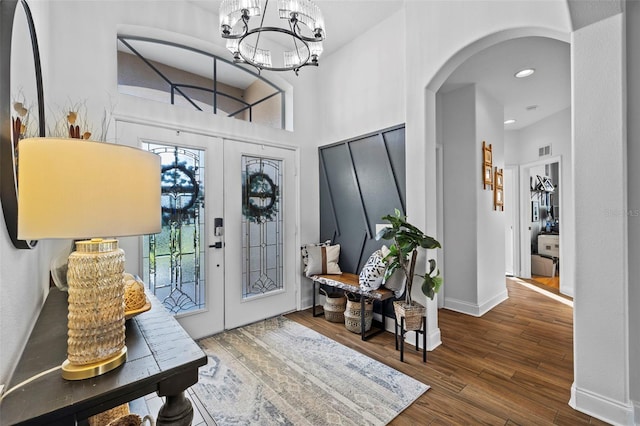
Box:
242 171 280 222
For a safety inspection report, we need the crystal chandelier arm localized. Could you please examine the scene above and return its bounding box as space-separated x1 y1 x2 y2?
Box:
288 18 305 68
220 0 324 73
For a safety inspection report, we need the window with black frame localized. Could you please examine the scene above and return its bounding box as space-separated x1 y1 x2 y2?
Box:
117 36 285 129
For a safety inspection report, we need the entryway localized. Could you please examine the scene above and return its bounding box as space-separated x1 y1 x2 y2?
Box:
116 121 298 339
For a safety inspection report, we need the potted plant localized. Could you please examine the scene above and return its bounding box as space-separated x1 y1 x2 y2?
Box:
375 209 442 330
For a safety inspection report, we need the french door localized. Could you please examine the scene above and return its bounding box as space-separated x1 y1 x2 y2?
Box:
223 140 297 329
117 121 298 337
117 121 224 339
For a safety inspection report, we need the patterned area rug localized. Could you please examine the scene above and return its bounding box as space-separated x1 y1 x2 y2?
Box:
192 316 429 425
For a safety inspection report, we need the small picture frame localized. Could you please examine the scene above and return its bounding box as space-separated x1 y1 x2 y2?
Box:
494 167 504 211
532 200 540 222
482 141 493 189
483 142 492 164
484 164 493 189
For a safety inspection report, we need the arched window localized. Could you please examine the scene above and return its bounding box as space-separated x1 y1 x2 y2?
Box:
117 36 285 129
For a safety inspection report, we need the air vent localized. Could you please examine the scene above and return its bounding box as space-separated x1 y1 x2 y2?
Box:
538 145 551 157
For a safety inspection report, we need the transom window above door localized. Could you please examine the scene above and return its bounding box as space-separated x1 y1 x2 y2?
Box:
117 36 285 129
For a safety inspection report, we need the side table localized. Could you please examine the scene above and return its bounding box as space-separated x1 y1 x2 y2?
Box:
0 288 207 425
394 316 427 363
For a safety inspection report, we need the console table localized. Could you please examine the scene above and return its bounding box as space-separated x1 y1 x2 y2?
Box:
309 273 394 341
0 288 207 425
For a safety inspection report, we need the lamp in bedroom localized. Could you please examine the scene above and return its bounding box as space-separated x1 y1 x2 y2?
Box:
17 137 161 380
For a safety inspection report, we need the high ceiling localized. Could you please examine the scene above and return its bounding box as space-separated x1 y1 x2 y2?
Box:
439 36 571 131
186 1 571 131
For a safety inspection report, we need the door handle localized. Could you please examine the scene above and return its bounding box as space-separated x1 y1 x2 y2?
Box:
210 218 224 248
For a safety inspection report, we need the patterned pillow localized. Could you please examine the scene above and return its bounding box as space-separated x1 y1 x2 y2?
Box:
305 244 342 277
359 249 386 291
301 240 332 274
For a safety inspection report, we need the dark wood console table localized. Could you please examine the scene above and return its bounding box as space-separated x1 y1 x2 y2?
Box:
0 288 207 425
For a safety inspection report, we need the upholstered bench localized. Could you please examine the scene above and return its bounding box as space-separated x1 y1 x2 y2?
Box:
309 272 395 340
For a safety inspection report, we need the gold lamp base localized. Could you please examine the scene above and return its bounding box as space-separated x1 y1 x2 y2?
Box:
61 346 127 380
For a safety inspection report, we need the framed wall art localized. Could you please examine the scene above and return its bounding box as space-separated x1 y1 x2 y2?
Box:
482 141 493 189
494 167 504 211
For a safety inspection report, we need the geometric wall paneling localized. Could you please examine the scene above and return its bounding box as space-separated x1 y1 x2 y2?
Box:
319 125 406 275
380 127 406 210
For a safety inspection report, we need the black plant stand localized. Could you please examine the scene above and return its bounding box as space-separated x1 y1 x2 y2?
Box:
394 316 427 363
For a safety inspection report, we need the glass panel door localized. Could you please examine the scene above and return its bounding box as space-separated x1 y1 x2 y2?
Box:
117 121 224 339
241 155 284 299
224 140 297 329
143 144 205 314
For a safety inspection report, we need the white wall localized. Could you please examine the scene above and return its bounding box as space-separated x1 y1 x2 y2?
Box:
475 87 507 310
441 85 477 305
571 12 633 424
316 9 406 145
440 84 507 315
626 1 640 418
506 107 571 165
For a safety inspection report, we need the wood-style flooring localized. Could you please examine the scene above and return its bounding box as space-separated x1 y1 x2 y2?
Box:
531 274 560 290
286 278 610 425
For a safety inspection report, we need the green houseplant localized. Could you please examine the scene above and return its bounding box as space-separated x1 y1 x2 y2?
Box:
376 209 443 330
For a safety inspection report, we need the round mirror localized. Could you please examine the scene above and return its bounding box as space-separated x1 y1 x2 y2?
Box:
1 0 44 249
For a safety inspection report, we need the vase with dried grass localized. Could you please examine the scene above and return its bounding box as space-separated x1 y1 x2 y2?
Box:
376 209 442 331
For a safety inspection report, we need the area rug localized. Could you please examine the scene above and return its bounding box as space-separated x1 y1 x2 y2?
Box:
192 316 429 425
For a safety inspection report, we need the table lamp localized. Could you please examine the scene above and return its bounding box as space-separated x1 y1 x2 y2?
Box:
17 137 161 380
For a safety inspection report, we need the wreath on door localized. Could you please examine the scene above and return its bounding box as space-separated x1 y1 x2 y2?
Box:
242 171 279 223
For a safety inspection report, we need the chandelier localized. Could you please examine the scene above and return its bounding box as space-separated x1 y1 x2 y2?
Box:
219 0 326 74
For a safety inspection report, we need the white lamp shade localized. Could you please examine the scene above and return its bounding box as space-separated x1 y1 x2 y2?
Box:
17 138 161 240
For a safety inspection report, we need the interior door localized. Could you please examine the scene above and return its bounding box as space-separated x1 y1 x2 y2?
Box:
504 167 516 276
223 139 297 329
116 121 224 339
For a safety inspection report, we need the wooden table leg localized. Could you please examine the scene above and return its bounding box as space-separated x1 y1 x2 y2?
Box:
157 392 193 426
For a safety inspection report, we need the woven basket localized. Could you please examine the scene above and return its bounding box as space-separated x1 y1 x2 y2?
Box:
344 299 373 333
393 300 425 331
89 403 130 426
320 289 346 323
88 403 155 426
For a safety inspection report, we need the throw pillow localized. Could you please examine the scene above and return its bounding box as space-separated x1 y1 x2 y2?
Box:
301 240 332 274
359 249 386 291
305 244 342 276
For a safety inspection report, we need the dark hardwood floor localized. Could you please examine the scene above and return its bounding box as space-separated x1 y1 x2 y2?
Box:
286 278 610 425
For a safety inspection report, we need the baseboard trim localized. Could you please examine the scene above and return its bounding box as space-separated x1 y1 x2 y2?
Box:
444 290 509 317
570 383 635 425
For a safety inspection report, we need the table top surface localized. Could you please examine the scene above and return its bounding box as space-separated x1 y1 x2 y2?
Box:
0 288 207 425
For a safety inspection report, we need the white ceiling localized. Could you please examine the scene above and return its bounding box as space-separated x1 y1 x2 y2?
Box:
440 36 571 131
179 2 572 131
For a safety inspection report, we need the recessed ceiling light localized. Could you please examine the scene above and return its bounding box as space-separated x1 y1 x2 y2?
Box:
504 119 516 125
515 68 535 78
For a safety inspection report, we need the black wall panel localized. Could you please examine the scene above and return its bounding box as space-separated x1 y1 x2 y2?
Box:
319 125 406 275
